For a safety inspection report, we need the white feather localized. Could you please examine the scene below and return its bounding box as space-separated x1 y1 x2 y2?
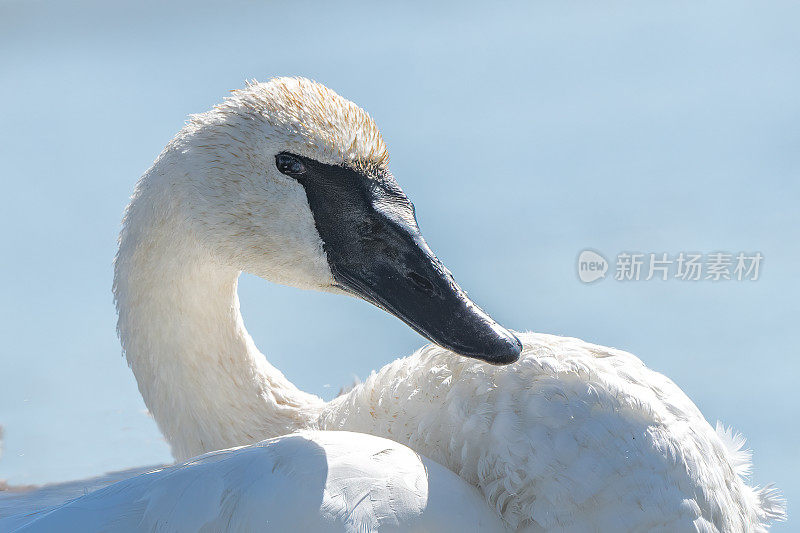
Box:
1 431 505 532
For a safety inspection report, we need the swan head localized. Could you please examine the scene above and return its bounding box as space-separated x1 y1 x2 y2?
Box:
169 77 521 364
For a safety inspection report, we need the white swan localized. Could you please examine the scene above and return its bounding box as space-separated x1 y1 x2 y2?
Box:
3 431 505 532
106 77 783 531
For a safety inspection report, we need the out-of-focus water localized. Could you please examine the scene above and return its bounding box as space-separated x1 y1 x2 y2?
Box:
0 1 797 526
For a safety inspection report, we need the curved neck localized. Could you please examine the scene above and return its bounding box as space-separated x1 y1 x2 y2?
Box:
114 171 323 460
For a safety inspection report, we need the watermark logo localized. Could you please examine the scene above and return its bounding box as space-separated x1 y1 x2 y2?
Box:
577 250 608 283
577 250 763 283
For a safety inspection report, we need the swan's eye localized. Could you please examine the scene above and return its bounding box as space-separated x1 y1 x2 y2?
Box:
275 153 306 177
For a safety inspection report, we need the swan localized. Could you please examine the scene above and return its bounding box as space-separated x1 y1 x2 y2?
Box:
3 431 505 532
108 77 784 531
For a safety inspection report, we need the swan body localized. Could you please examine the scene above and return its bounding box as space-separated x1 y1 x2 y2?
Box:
323 333 786 531
2 431 505 532
110 77 784 531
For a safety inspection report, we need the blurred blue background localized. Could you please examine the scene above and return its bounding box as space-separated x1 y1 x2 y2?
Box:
1 0 797 526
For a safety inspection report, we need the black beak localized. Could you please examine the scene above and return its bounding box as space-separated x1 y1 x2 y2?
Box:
287 153 522 365
331 227 522 365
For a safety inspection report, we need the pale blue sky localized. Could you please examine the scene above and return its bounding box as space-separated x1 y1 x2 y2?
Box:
1 1 797 526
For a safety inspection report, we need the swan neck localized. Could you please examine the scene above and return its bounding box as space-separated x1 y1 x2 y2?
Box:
114 182 322 460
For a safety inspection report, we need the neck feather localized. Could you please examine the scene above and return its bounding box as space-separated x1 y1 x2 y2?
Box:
114 169 323 460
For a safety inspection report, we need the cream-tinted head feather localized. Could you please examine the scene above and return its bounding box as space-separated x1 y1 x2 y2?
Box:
207 77 389 172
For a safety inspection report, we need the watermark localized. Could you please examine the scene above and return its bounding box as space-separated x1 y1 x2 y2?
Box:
577 250 609 283
577 250 762 283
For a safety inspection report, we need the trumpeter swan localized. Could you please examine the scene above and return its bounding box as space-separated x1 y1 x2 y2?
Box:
2 432 505 532
108 77 785 531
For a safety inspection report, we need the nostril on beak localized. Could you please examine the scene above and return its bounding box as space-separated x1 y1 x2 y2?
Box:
407 271 434 296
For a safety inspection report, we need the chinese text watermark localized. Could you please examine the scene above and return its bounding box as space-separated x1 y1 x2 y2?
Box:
577 250 762 283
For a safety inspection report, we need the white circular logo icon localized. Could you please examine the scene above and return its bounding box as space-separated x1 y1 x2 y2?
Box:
577 250 608 283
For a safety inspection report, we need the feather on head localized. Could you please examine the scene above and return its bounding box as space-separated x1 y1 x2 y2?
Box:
210 77 389 173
